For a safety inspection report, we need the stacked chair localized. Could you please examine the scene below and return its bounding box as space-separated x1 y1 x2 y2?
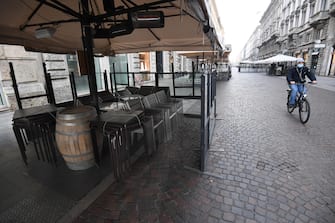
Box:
125 97 165 148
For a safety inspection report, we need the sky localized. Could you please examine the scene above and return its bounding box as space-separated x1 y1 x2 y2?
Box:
214 0 271 63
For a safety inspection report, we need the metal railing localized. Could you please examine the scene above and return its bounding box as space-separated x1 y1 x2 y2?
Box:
200 71 216 171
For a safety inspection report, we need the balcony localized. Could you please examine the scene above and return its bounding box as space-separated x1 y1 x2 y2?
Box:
309 11 329 27
330 2 335 17
289 27 297 35
224 44 232 53
271 31 280 39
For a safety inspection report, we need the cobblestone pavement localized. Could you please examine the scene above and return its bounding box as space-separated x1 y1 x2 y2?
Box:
74 70 335 223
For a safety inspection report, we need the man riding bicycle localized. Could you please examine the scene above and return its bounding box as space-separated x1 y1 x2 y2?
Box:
287 58 317 108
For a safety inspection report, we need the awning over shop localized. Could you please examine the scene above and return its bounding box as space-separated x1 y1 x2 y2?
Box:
0 0 222 55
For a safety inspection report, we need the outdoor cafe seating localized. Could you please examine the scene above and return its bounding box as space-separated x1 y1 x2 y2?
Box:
11 82 182 180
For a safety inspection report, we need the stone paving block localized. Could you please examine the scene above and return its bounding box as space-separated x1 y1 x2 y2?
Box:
231 206 242 215
73 72 335 223
242 209 254 219
245 219 257 223
222 212 235 222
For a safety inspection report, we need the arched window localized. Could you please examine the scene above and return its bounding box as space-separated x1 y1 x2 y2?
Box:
321 0 328 11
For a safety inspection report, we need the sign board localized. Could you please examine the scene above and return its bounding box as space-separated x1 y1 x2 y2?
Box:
314 44 326 48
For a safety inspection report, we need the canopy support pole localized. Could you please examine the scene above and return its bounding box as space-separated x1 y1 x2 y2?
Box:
81 0 99 113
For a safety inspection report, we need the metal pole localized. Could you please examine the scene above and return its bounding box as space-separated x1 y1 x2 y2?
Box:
171 63 175 97
103 70 108 91
192 61 195 97
113 63 117 92
200 74 206 171
196 56 199 72
126 63 130 86
9 62 22 109
109 71 114 93
156 51 163 86
132 73 135 86
69 72 78 105
43 62 56 105
81 0 99 112
155 73 159 87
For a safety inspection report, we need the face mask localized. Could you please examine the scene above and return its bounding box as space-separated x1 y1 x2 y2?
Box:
297 64 304 68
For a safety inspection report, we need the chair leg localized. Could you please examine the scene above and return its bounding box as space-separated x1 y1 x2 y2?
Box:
46 125 58 166
13 126 28 165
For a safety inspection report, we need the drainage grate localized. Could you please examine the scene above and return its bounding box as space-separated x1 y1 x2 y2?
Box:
277 162 299 173
256 161 271 170
256 160 299 173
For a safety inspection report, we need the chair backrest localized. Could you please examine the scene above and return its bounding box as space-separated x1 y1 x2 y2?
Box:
78 95 93 105
117 89 132 97
142 94 159 109
139 86 156 96
155 87 171 98
126 86 140 94
97 91 116 103
125 98 144 111
155 90 168 104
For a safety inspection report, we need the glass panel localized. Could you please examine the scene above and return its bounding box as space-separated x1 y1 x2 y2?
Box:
175 88 193 97
0 91 4 105
109 55 129 87
66 55 104 96
174 72 193 88
157 73 173 95
135 72 155 87
75 75 89 96
94 57 103 91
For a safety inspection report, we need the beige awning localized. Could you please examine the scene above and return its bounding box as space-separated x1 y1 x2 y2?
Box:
177 50 230 62
177 51 219 58
0 0 222 54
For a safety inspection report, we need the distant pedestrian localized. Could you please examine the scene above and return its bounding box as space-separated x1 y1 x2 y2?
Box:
286 58 317 108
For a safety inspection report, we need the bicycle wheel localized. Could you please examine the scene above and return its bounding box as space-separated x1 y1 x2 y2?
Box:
299 98 310 124
287 92 294 113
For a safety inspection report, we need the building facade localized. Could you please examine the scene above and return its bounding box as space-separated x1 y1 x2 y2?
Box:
242 0 335 76
240 26 262 61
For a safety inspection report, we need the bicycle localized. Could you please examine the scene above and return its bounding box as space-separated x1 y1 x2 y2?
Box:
286 82 310 124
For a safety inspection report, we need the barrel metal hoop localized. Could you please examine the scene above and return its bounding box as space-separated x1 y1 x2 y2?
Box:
56 121 89 127
55 130 91 136
61 151 94 158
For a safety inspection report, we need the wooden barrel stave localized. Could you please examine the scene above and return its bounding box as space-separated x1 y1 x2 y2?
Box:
55 106 96 170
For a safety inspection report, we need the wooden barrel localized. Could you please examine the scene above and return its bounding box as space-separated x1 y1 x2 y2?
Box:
55 106 97 170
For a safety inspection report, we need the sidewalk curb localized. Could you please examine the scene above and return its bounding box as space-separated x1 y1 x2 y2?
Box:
57 174 115 223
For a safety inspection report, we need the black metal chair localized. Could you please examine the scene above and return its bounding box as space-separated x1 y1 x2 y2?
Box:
142 93 178 141
103 125 130 180
155 90 183 127
116 88 143 102
97 91 118 103
125 98 165 150
12 113 58 166
91 121 129 180
126 86 140 94
28 114 58 166
138 86 156 96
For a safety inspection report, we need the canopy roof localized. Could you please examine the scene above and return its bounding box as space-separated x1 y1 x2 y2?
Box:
241 54 299 64
177 49 230 62
0 0 222 55
256 54 299 64
177 50 219 58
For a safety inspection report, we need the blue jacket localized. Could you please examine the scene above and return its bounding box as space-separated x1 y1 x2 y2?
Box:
287 66 316 83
